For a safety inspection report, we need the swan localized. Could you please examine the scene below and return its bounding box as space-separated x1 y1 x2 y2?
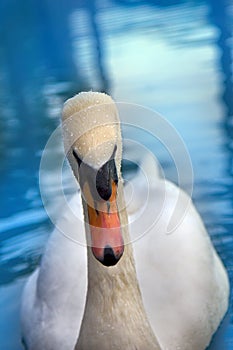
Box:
21 91 229 350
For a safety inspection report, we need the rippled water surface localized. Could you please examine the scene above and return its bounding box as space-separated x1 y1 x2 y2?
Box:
1 1 233 349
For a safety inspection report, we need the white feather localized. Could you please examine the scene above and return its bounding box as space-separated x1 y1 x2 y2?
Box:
21 157 229 349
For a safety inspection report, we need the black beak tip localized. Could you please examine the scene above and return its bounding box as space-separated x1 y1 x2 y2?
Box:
101 246 122 267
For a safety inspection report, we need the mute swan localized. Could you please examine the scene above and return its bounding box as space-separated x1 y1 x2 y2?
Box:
21 92 229 350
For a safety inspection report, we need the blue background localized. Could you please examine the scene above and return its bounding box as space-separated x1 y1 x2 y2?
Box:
0 0 233 349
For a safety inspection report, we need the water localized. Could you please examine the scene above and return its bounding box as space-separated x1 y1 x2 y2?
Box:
0 0 233 349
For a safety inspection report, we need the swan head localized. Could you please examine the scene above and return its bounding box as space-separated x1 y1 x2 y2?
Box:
62 92 124 267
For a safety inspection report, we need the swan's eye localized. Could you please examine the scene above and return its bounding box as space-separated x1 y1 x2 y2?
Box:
72 150 82 167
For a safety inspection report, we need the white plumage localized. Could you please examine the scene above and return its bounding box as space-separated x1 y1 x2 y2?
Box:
21 92 229 350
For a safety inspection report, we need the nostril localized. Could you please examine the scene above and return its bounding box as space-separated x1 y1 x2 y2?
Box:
102 246 120 267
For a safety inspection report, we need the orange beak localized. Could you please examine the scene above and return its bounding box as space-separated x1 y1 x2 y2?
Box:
86 181 124 266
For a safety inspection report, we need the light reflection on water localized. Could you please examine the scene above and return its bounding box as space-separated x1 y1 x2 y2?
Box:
0 1 233 349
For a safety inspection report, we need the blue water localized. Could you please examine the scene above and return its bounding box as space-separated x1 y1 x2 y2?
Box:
1 0 233 349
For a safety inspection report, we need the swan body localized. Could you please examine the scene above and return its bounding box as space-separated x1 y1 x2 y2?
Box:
21 92 229 350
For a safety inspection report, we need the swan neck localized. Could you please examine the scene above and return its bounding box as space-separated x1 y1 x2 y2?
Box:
75 180 161 350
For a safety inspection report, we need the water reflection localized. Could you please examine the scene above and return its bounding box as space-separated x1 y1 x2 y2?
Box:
207 0 233 274
208 0 233 119
1 0 233 349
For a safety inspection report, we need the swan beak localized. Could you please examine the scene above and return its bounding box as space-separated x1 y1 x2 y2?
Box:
85 181 124 267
